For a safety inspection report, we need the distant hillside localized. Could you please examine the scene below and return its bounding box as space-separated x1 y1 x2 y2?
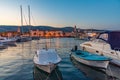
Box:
0 25 107 33
0 26 18 32
0 25 74 32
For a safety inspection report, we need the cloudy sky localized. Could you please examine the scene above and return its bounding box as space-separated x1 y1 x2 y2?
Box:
0 0 120 30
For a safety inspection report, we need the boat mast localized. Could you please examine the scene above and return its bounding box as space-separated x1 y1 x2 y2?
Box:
28 5 31 36
20 5 23 35
28 5 31 26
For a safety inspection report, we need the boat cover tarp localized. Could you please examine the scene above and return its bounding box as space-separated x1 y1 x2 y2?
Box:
36 49 61 65
108 31 120 50
72 50 110 61
98 31 120 50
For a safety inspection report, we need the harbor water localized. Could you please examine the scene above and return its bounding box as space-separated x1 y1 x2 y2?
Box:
0 38 120 80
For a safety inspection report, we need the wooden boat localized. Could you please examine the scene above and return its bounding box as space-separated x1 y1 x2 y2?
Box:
70 49 111 69
33 48 61 73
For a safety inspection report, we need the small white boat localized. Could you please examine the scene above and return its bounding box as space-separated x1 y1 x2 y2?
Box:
0 37 16 45
0 42 7 49
33 48 61 73
80 31 120 66
70 49 111 69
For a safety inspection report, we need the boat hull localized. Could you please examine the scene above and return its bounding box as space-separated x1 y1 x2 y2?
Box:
80 43 120 67
0 39 16 46
34 63 57 73
0 45 7 49
71 53 109 69
16 37 32 42
33 49 61 73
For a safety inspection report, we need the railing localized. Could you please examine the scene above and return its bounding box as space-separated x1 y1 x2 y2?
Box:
114 48 120 51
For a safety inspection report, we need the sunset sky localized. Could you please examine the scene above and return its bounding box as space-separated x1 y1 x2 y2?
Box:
0 0 120 30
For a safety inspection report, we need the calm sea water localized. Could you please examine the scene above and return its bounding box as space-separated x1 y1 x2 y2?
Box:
0 38 120 80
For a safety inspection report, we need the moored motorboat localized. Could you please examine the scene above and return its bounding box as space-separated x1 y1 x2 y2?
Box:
0 42 7 49
70 49 111 69
80 31 120 66
0 37 16 46
33 48 61 73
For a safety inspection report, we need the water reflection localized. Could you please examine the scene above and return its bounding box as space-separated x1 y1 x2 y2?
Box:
106 64 120 80
2 38 120 80
70 57 120 80
33 66 63 80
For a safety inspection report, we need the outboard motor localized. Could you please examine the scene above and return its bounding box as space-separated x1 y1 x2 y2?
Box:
74 45 78 51
71 45 78 51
